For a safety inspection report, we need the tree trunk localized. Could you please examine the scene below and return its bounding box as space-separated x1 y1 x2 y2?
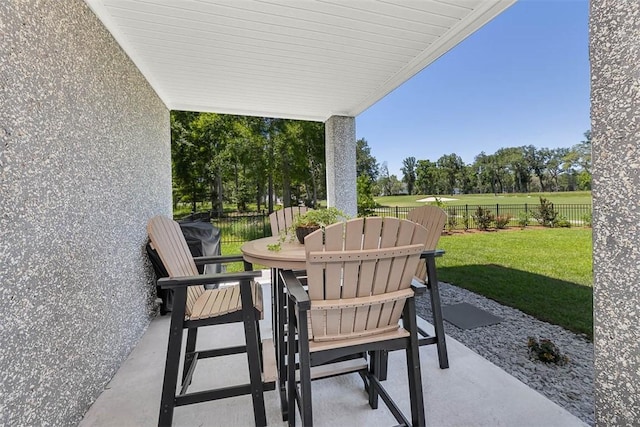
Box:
256 181 261 211
282 157 291 207
268 174 273 213
217 169 223 217
210 179 216 214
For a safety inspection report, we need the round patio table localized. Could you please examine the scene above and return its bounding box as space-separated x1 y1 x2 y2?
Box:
241 236 306 270
241 235 308 420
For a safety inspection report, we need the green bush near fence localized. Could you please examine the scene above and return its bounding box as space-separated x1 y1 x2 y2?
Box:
182 202 592 245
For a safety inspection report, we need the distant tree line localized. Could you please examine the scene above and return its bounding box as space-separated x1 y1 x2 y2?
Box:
171 111 591 214
357 131 592 197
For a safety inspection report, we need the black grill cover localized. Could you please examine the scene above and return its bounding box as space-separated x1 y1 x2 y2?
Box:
147 221 222 313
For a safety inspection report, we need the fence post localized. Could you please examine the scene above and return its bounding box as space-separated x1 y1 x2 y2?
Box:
496 203 499 218
395 206 399 218
465 204 469 230
263 210 268 237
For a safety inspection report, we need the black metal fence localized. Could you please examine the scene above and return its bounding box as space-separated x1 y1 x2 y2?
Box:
372 204 593 230
178 204 592 244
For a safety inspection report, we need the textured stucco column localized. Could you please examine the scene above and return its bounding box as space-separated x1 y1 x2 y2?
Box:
325 116 357 217
590 1 640 424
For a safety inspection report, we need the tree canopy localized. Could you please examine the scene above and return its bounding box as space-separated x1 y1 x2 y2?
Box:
171 112 325 213
378 134 591 196
171 112 591 212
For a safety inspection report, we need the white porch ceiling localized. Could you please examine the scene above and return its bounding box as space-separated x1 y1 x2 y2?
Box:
85 0 515 122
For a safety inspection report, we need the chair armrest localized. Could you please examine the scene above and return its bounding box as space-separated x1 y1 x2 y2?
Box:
420 249 445 259
280 270 310 310
193 254 245 265
410 280 428 295
158 270 261 289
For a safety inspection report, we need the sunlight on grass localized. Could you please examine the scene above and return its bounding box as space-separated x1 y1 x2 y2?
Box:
222 226 594 338
436 228 593 338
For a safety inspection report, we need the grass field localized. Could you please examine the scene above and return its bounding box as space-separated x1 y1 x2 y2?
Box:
376 191 592 207
223 226 594 339
436 227 593 338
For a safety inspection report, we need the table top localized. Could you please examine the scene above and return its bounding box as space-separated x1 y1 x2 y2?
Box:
241 236 306 270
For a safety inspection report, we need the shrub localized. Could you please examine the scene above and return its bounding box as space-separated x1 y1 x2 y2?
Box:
462 211 470 230
356 175 376 217
517 211 530 228
446 207 458 231
581 211 592 227
555 216 572 228
527 337 569 366
429 197 446 208
495 214 512 229
531 197 559 227
473 206 495 231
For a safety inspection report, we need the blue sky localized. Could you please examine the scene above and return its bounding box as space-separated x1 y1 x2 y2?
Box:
356 0 590 178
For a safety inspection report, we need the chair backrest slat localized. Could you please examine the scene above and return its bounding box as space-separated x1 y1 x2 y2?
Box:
407 206 447 280
339 220 362 333
148 215 203 316
269 206 310 236
305 217 426 342
305 228 324 339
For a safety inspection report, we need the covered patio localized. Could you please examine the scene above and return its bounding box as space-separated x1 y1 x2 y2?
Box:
80 272 584 426
1 0 639 425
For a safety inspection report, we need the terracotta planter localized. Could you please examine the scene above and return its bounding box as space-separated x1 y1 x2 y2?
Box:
295 225 320 244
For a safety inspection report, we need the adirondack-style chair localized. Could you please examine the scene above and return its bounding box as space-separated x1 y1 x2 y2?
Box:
147 215 276 427
269 206 310 236
407 205 449 369
282 217 428 427
268 205 310 417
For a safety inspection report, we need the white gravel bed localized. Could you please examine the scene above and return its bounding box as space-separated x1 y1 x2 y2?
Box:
415 282 594 426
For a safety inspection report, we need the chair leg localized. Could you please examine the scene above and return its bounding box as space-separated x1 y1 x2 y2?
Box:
377 350 389 381
276 268 289 421
158 288 187 427
240 279 267 427
426 257 449 369
256 313 264 373
182 328 198 385
368 351 380 409
403 299 426 427
287 298 297 427
295 306 313 427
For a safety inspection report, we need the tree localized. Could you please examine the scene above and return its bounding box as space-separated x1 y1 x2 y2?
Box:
565 130 592 190
547 147 570 191
356 138 379 182
400 156 417 195
436 153 465 195
356 175 376 216
526 146 551 192
190 113 239 215
495 147 530 193
387 174 404 195
415 159 438 194
171 111 207 211
377 162 392 196
300 122 326 207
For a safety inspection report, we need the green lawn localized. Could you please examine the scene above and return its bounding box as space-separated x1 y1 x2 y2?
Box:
436 227 593 338
376 191 592 207
221 218 594 339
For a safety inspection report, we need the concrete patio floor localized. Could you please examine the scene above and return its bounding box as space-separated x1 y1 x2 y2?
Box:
80 276 587 427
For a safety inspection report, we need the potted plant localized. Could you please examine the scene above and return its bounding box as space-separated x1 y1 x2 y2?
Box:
289 207 349 244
